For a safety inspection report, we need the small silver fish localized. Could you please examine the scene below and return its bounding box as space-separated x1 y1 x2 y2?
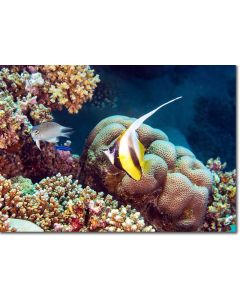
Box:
31 122 73 150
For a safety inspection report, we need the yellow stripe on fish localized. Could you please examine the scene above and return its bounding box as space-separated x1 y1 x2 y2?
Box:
103 96 183 181
118 131 145 180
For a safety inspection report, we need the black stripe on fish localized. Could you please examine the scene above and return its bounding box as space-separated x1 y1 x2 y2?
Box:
128 132 142 172
112 140 124 171
129 145 142 173
112 136 142 180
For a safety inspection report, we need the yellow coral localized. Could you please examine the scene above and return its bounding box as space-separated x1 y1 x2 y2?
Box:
36 65 100 113
1 65 100 115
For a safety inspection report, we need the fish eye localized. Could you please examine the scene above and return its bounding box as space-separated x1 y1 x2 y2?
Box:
34 130 40 135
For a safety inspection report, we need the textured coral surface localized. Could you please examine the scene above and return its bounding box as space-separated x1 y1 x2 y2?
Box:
0 65 99 181
80 116 213 231
1 65 100 114
202 158 236 232
0 174 154 232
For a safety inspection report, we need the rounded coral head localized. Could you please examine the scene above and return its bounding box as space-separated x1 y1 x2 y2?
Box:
80 115 213 232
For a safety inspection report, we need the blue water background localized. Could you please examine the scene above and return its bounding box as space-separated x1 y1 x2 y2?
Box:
54 66 236 170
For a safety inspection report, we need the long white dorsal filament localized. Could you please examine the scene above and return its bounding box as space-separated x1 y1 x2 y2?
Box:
126 96 183 134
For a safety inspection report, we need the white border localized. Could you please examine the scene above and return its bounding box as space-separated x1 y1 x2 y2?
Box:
0 1 239 300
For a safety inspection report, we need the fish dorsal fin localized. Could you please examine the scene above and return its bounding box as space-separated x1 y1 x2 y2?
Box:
126 96 183 134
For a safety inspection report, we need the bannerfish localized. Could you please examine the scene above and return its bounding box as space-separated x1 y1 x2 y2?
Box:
31 122 73 150
103 96 183 181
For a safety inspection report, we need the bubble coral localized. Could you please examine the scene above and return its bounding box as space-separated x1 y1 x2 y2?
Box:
201 157 236 232
80 115 213 231
0 174 154 232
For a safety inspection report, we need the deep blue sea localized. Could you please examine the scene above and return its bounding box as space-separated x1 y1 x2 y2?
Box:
54 66 236 170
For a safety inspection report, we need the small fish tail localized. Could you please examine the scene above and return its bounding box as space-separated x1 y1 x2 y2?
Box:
60 131 73 138
61 126 73 132
60 126 73 138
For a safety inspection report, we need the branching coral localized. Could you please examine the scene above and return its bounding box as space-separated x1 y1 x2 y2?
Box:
0 173 154 232
80 115 213 232
36 65 100 113
201 158 236 232
0 212 16 232
0 65 99 180
2 65 100 114
0 91 52 149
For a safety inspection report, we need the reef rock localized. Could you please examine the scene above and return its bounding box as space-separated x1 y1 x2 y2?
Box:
8 218 44 232
80 115 213 231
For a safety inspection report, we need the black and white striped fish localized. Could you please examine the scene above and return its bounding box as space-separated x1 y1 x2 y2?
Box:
103 96 183 181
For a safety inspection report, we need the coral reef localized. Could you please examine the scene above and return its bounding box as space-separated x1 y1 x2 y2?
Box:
80 116 213 232
0 143 80 181
2 65 100 114
0 65 236 233
0 173 154 232
0 91 52 150
202 158 236 232
0 65 100 181
0 212 16 232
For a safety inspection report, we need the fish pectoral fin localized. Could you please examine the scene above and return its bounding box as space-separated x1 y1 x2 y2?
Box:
36 140 41 150
47 137 59 143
